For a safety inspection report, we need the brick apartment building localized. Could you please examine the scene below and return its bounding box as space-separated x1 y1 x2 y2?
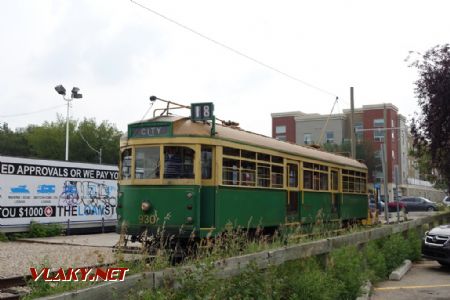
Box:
271 103 445 202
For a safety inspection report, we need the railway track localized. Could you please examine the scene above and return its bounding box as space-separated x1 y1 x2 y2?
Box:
0 275 28 300
0 257 145 299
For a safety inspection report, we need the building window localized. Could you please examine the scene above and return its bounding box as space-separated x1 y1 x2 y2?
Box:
354 122 363 142
374 150 381 159
275 125 286 141
304 133 312 145
326 131 334 143
373 119 384 127
374 129 384 142
275 125 286 134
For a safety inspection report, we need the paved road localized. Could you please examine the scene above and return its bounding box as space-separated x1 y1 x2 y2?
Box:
371 260 450 300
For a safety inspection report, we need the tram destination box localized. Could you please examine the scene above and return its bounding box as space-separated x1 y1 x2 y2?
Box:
0 155 118 232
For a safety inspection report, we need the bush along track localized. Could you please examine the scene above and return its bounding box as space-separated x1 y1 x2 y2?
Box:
21 224 423 299
127 230 422 300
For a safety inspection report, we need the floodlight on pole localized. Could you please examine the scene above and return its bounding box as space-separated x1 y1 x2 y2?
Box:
54 84 83 161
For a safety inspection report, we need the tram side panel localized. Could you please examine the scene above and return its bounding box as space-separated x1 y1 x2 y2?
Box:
117 185 200 238
200 186 215 231
340 193 368 220
214 186 286 231
300 192 334 223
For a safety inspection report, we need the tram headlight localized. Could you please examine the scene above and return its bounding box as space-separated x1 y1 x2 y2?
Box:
187 192 193 199
141 201 151 212
186 217 193 224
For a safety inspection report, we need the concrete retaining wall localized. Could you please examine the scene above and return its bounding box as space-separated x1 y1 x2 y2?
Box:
40 212 450 300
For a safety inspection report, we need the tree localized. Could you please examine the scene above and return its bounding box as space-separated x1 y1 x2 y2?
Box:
0 123 31 157
410 44 450 192
2 116 122 165
72 118 122 165
24 116 69 160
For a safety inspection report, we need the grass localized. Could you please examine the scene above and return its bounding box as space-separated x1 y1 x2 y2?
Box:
132 229 423 300
22 215 423 299
3 222 62 241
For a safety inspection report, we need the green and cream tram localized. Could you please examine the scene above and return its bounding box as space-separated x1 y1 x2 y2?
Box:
117 111 368 242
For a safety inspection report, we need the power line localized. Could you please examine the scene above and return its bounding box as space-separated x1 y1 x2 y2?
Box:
129 0 338 98
0 105 66 118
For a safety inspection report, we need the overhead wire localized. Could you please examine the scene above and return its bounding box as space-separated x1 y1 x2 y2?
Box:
0 104 66 119
129 0 338 98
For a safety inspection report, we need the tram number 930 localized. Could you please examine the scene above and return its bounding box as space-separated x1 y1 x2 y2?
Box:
139 214 157 224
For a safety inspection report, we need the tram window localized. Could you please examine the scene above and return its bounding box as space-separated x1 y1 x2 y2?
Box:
257 153 271 162
349 178 355 192
342 177 349 192
359 178 366 193
313 173 320 190
135 147 160 179
272 155 283 164
257 163 270 187
331 170 338 191
241 161 256 186
288 164 298 188
121 149 132 180
201 146 212 180
223 147 240 157
271 165 284 188
223 158 240 185
303 170 313 189
242 150 256 160
320 173 328 190
304 162 313 169
164 146 194 179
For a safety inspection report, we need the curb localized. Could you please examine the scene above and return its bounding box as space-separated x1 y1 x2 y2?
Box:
389 259 412 281
356 280 372 300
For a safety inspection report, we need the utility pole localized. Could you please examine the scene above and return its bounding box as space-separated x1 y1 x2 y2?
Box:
383 104 390 223
350 87 356 159
54 85 83 161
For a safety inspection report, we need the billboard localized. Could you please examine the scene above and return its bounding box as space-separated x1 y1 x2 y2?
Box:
0 156 118 230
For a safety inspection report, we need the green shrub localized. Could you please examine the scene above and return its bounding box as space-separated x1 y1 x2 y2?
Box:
329 246 365 300
380 234 409 275
406 230 422 261
28 223 62 238
364 241 387 282
277 258 339 300
0 232 8 242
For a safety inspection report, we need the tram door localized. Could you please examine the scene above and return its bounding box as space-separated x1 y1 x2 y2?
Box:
286 161 299 222
330 168 340 219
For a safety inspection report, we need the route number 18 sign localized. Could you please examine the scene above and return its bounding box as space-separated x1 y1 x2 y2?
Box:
191 102 214 121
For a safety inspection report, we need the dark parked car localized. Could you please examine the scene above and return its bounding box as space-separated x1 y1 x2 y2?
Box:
400 196 437 212
422 224 450 266
385 200 407 213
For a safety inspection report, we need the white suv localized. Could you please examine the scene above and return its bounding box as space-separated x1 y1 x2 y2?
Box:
443 196 450 207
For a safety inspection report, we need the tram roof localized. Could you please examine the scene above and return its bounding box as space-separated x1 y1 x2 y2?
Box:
129 116 367 170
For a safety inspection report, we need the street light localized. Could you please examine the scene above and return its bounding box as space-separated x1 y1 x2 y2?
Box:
54 84 83 161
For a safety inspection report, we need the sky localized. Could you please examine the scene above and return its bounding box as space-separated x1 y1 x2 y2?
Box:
1 0 449 136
